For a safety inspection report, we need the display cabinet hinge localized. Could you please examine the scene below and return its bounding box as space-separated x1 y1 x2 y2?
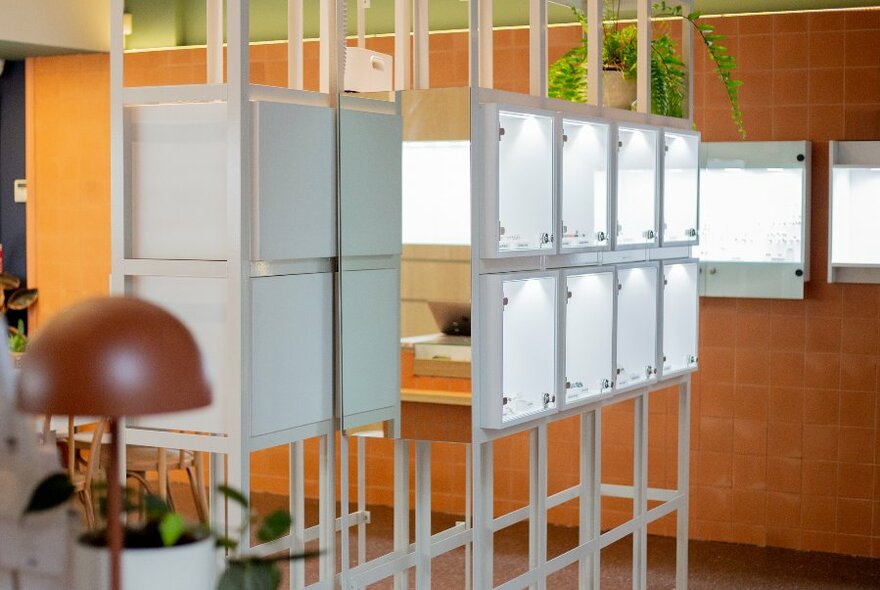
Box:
618 140 623 150
689 355 698 364
566 290 573 301
502 296 509 308
646 366 657 378
616 367 623 375
562 133 568 143
596 231 607 242
542 393 555 408
617 282 622 291
502 396 509 406
685 227 697 238
499 127 506 140
540 232 551 245
664 144 669 152
602 378 612 390
562 224 568 234
499 224 505 236
664 276 669 286
644 229 656 240
565 380 571 389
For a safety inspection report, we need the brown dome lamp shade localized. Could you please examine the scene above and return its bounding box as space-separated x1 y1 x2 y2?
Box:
16 296 212 590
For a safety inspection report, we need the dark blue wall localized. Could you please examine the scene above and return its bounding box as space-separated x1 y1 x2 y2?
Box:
0 60 27 283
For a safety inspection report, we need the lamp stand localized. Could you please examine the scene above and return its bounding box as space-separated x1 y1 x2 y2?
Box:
107 419 122 590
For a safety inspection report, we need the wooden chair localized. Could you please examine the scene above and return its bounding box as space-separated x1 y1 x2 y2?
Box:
43 417 209 526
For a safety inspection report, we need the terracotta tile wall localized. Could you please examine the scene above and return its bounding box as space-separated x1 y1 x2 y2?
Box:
27 8 880 556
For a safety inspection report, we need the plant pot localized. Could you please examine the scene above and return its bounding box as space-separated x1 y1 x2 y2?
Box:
72 537 215 590
602 69 637 110
11 351 24 369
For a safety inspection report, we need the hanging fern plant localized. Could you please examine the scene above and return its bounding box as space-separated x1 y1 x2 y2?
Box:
548 1 745 138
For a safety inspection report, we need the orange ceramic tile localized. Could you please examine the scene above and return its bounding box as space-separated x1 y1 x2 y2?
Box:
809 105 847 141
700 311 738 348
803 389 840 426
836 534 873 557
733 418 768 455
735 385 770 421
700 382 736 418
765 491 802 528
841 319 880 356
841 284 880 319
739 70 776 106
840 354 878 391
801 495 837 532
805 282 843 318
736 351 773 390
808 11 847 31
736 313 773 349
803 530 838 552
695 485 733 522
774 12 809 33
736 34 774 71
773 33 809 69
802 459 839 496
803 424 840 468
767 457 803 494
769 387 804 423
845 66 880 106
700 416 735 453
771 69 809 105
803 353 841 389
808 68 845 104
836 498 873 536
772 105 810 140
769 353 806 388
807 30 846 69
845 29 880 68
730 523 768 546
733 106 774 141
838 427 875 464
770 315 806 352
700 346 737 384
697 451 734 487
733 453 767 490
732 489 767 525
845 9 880 30
766 527 803 550
844 105 880 141
836 463 873 500
767 422 803 458
739 14 773 35
839 391 876 429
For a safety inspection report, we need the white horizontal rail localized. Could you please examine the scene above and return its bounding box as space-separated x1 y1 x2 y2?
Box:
249 84 332 107
250 510 371 554
124 428 229 453
123 84 227 105
121 259 227 278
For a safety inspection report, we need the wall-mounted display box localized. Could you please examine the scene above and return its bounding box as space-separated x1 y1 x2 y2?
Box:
828 141 880 284
560 118 611 252
480 271 557 429
482 105 556 257
615 263 659 391
698 141 811 299
662 130 700 246
562 267 614 407
615 125 659 249
661 260 699 378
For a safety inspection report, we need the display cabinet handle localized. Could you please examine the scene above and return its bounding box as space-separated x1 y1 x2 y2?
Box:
686 228 697 238
565 381 571 389
502 296 509 307
562 133 568 143
502 396 509 405
499 127 506 140
644 229 656 240
708 267 717 275
499 224 505 236
646 366 657 378
689 355 698 364
795 269 804 277
540 232 551 245
596 231 607 242
542 393 555 408
601 378 611 389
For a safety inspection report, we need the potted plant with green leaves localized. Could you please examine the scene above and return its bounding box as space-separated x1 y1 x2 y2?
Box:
548 0 745 137
0 271 38 363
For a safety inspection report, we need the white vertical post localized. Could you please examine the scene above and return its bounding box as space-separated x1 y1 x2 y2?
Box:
413 0 430 89
529 426 548 590
394 439 411 590
289 442 305 590
465 443 473 590
340 435 351 585
636 0 651 113
394 0 411 90
226 0 250 548
210 453 225 541
586 0 603 106
319 434 336 585
676 379 691 590
415 442 432 589
682 2 694 120
288 0 304 89
580 411 601 589
357 436 367 566
472 441 494 590
207 0 223 83
357 0 366 48
633 393 649 590
479 0 494 88
528 0 547 97
319 0 341 95
109 0 124 291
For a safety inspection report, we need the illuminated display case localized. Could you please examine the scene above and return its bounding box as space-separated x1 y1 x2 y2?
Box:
480 271 558 429
661 260 699 378
482 105 556 257
662 130 700 246
829 140 880 284
698 141 811 299
615 125 659 249
560 118 611 251
615 263 659 391
562 267 615 407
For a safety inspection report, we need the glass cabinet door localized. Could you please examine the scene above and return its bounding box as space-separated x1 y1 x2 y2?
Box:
662 131 700 245
561 118 610 251
563 269 614 406
661 261 698 377
615 264 659 390
480 272 557 428
496 109 555 254
831 166 880 265
616 125 658 248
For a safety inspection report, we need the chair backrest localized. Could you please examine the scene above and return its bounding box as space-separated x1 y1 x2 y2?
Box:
41 415 107 491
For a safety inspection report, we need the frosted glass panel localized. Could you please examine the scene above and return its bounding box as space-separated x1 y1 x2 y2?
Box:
617 127 658 246
502 276 556 422
498 111 554 253
831 168 880 264
562 119 609 249
663 132 700 244
402 141 471 245
663 262 698 375
616 266 658 389
699 168 803 263
565 272 614 403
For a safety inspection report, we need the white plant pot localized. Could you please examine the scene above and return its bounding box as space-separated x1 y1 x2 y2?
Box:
72 537 216 590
